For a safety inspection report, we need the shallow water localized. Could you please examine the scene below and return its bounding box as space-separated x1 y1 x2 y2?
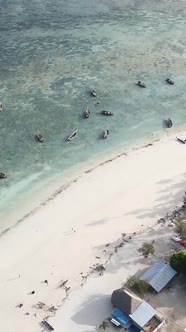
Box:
0 0 186 232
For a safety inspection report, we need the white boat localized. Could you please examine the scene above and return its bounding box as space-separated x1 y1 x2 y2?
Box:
85 106 90 118
91 90 97 97
35 134 44 142
101 110 113 116
103 129 110 139
137 81 146 88
166 78 174 85
67 129 78 141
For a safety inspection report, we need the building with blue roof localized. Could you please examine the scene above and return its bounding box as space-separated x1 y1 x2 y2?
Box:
112 308 130 326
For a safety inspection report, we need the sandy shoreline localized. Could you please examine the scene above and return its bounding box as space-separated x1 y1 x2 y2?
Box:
1 125 182 235
1 131 186 332
1 123 185 235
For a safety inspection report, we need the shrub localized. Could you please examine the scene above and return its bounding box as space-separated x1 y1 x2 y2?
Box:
170 252 186 274
139 242 155 258
125 275 149 297
175 218 186 239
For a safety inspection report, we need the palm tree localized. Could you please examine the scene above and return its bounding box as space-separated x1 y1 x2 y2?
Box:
99 320 110 331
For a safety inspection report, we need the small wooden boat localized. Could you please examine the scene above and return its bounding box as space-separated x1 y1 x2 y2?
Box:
85 108 90 118
67 129 78 141
176 137 186 144
101 110 113 116
137 81 146 88
35 134 44 142
91 90 97 97
166 118 173 128
0 104 3 112
103 129 109 139
0 172 6 179
166 78 174 85
42 320 54 331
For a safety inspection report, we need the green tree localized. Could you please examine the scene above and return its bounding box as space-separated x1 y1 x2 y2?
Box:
139 242 155 258
125 275 149 297
99 320 110 331
170 252 186 274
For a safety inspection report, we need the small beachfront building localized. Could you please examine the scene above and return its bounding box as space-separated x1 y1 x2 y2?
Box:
111 287 142 316
140 261 177 293
111 288 163 332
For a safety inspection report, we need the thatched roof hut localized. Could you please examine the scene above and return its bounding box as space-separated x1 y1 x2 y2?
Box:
111 288 142 315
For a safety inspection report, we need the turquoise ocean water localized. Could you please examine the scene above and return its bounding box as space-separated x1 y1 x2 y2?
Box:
0 0 186 233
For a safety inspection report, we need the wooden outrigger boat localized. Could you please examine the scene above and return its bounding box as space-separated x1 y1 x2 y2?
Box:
136 81 146 88
101 110 113 116
166 78 174 85
91 90 97 97
0 172 6 179
35 134 44 142
85 107 90 118
176 137 186 144
103 129 110 139
67 129 78 141
166 118 173 128
42 320 54 331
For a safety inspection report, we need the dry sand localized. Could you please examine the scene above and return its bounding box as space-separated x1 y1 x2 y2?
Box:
0 132 186 332
50 224 186 332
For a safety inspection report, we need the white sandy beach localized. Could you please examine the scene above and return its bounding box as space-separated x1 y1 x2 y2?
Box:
0 132 186 332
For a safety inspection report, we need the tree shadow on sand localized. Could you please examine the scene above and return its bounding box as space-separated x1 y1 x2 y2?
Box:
87 176 186 227
126 176 186 220
71 294 112 327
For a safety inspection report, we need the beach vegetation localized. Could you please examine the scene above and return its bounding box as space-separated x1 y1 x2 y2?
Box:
125 275 149 297
138 242 155 258
175 217 186 239
170 252 186 274
182 192 186 213
99 320 110 331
